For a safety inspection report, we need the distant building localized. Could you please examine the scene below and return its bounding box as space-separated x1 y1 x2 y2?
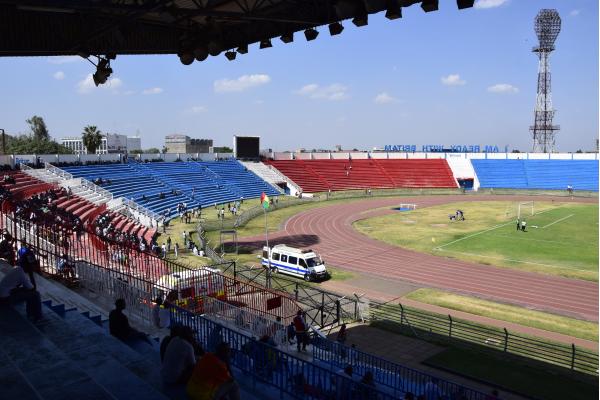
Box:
127 136 142 152
164 134 213 153
61 133 140 154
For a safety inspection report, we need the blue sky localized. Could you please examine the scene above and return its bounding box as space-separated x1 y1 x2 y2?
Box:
0 0 597 152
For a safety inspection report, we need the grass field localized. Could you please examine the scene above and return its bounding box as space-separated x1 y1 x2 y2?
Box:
406 288 598 341
424 347 598 400
354 201 599 281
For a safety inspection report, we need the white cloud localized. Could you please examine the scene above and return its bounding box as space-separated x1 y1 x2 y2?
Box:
77 74 123 94
213 74 271 93
142 87 163 95
487 83 519 94
53 71 65 80
569 9 580 17
474 0 508 9
441 74 466 86
47 56 83 64
295 83 349 101
374 92 397 104
190 105 207 113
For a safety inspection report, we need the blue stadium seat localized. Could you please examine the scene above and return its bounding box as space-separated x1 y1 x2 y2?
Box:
63 160 280 218
472 159 599 191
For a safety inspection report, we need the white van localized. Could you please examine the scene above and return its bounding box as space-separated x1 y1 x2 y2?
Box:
154 267 224 301
262 245 329 282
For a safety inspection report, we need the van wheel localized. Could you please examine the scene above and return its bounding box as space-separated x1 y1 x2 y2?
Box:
304 274 311 282
271 267 278 274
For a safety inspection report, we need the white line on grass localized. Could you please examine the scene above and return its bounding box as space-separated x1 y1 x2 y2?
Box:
541 214 574 229
435 248 575 270
433 207 557 251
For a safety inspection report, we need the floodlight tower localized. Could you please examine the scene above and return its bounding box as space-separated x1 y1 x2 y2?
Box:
530 9 561 153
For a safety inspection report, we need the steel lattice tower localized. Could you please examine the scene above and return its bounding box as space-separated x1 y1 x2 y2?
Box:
530 9 561 153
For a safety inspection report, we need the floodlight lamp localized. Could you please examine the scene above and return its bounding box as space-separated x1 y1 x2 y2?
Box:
421 0 438 12
93 58 113 86
225 50 236 61
385 0 402 20
280 33 293 44
328 22 344 36
194 46 208 62
260 39 273 49
304 28 319 41
456 0 474 9
352 14 368 27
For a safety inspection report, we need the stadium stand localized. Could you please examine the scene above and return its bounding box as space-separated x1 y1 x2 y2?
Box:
265 159 458 192
238 160 286 193
62 160 280 218
471 159 599 191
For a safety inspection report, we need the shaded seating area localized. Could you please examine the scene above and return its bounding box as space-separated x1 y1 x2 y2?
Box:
472 159 599 191
63 160 280 218
265 159 458 192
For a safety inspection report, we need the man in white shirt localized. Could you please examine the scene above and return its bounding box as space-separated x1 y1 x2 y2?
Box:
0 264 42 320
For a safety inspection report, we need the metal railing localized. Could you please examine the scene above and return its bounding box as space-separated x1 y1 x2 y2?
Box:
202 295 288 346
371 303 599 375
170 306 398 400
312 337 488 399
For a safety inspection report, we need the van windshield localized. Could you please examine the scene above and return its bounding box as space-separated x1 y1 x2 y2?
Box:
306 257 322 268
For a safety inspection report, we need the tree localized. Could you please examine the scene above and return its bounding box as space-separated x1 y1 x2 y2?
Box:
145 148 161 154
213 146 233 153
161 146 168 154
82 126 103 154
6 134 72 154
26 115 50 141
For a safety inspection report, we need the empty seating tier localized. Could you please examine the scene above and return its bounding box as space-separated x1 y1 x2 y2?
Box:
265 159 458 192
62 160 280 218
472 159 599 191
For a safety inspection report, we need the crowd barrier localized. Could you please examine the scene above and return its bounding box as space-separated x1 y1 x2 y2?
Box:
170 306 399 400
312 337 487 399
371 303 599 376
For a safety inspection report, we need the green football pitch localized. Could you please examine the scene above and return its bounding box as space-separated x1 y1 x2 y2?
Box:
353 201 599 281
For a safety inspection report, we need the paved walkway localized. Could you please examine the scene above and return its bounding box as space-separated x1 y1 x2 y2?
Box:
322 277 598 351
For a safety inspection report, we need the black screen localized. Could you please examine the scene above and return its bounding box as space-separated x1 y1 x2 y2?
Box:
235 136 260 158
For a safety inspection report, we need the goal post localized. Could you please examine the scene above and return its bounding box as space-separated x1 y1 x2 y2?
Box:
505 201 535 219
518 201 534 219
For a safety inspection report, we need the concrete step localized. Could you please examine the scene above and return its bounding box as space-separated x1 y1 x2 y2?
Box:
0 306 115 400
34 302 169 400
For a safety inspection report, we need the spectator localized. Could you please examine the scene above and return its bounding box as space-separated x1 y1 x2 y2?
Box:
174 243 179 258
424 378 441 400
335 365 355 400
404 394 415 400
337 323 348 345
187 342 240 400
160 324 181 362
109 298 151 344
0 263 42 320
152 297 164 328
161 243 167 258
293 310 308 352
358 371 376 400
207 325 223 352
161 326 198 385
0 230 15 264
287 321 296 345
486 389 501 400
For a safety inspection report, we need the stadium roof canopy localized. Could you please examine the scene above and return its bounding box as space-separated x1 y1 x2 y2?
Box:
0 0 473 62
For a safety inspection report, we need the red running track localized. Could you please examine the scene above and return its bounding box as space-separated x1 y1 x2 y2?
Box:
239 195 599 321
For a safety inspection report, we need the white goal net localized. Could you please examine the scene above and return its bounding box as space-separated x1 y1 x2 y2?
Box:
505 201 535 219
